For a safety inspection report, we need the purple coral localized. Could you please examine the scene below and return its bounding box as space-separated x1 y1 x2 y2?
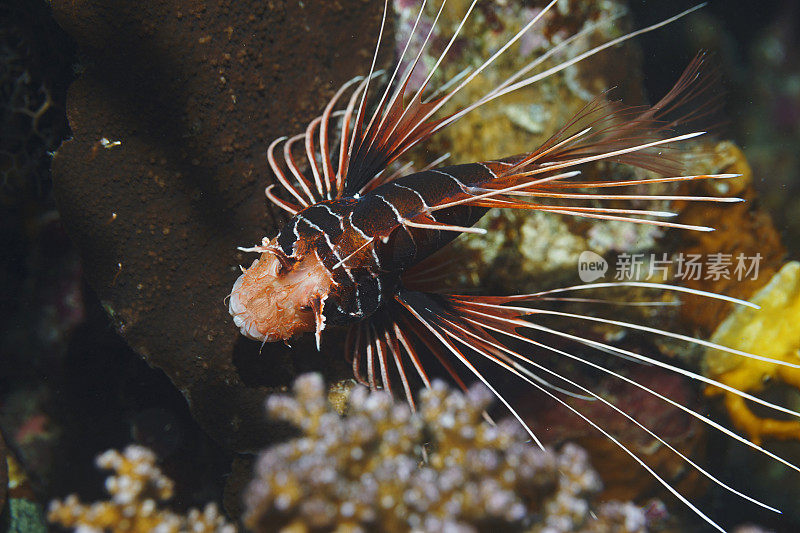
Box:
244 373 649 532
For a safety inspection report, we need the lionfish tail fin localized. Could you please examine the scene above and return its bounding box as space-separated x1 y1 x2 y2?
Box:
418 52 734 231
502 51 723 176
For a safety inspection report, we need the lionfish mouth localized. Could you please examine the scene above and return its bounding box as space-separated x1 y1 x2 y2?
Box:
228 273 272 342
228 250 331 344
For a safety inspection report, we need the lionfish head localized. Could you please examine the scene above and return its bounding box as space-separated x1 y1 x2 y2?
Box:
228 241 333 343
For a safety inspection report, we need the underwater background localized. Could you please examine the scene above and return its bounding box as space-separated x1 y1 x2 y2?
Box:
2 0 800 531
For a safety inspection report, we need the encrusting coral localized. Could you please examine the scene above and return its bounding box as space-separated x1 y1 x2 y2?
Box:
48 445 235 533
704 261 800 444
675 141 786 335
244 373 648 533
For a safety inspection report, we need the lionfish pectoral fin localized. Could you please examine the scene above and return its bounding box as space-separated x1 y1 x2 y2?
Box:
341 0 580 197
387 284 795 528
347 3 713 198
345 301 431 412
265 184 301 215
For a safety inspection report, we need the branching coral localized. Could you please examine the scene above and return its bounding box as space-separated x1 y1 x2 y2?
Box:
48 445 235 533
244 374 648 533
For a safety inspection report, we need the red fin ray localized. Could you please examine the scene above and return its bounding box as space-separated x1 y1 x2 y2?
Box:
344 88 450 196
346 299 472 409
265 4 718 213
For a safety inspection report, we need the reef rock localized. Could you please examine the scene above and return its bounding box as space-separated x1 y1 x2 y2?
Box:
49 0 385 451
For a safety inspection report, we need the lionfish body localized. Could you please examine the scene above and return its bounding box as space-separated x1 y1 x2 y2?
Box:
231 163 495 340
229 1 800 530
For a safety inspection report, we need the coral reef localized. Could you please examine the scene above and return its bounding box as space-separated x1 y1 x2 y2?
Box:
0 385 60 500
732 3 800 253
0 209 84 370
704 261 800 445
732 526 776 533
0 433 5 522
48 0 388 451
244 373 648 533
48 445 235 533
4 0 799 531
1 4 82 499
394 0 667 292
525 366 706 504
674 141 786 335
0 1 72 205
1 429 49 532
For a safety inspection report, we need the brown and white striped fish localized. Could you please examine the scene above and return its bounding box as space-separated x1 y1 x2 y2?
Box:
229 1 799 529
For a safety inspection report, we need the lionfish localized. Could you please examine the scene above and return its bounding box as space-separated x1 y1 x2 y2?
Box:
228 0 799 529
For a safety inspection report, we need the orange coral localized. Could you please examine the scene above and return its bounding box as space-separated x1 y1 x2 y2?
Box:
676 141 786 334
